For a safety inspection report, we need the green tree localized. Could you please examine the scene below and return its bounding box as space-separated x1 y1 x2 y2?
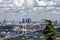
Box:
43 19 56 40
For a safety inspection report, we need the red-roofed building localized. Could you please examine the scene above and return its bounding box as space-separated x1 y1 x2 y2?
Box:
56 37 60 40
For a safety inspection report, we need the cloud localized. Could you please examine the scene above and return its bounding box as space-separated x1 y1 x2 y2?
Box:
48 1 56 6
0 0 60 21
37 1 47 6
37 0 56 6
0 0 3 3
26 0 34 6
14 0 24 7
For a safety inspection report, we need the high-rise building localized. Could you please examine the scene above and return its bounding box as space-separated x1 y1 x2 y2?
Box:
22 18 25 23
22 18 31 23
3 19 6 23
26 18 31 23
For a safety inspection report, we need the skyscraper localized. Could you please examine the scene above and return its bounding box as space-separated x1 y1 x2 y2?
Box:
22 18 31 23
3 19 6 23
22 18 25 23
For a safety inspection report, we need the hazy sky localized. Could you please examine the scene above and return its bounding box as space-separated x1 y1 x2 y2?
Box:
0 0 60 21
